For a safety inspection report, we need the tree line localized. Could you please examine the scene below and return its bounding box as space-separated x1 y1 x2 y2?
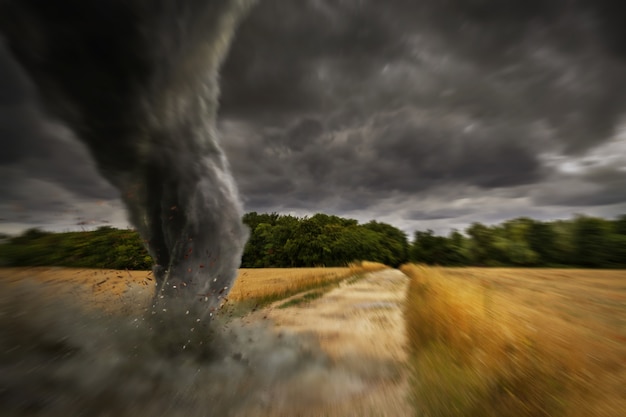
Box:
0 227 153 270
241 212 409 267
0 213 624 269
0 213 410 269
411 215 626 268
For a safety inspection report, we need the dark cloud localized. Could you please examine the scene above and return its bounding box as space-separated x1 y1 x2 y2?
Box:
405 207 472 221
534 182 626 207
0 80 117 201
533 160 626 207
222 0 626 153
220 0 626 228
220 0 405 119
0 41 32 106
0 41 118 216
223 109 547 214
2 0 626 236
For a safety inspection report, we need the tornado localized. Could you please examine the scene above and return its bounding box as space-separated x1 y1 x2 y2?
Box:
0 0 254 311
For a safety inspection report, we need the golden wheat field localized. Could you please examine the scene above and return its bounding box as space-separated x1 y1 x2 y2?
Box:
0 263 394 417
228 261 387 303
0 261 387 312
5 263 624 416
402 265 626 417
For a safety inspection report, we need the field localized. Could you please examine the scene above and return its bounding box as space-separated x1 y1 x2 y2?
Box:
0 261 387 313
2 265 625 416
0 263 401 417
228 262 387 304
402 265 626 417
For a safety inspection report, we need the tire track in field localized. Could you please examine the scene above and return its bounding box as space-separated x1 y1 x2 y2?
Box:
240 269 412 417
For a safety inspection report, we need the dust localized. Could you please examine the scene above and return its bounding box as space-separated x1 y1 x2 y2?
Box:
0 278 371 417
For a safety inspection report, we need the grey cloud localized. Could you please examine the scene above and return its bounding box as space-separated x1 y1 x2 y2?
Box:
0 40 118 202
223 111 547 214
398 1 626 63
367 114 545 189
532 139 626 207
0 40 32 106
2 0 626 236
0 106 47 164
0 108 118 201
220 0 405 119
0 171 123 229
533 168 626 207
534 185 626 207
221 0 626 154
405 207 472 221
221 0 626 222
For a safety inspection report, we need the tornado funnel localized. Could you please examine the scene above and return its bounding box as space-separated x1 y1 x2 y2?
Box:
0 0 255 311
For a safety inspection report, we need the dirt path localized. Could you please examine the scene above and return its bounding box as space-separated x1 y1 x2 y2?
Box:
0 267 412 416
240 268 412 417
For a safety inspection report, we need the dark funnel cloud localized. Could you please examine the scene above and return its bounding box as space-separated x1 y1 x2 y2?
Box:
0 0 254 308
0 4 388 416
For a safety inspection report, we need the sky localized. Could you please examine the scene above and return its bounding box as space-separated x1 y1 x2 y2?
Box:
1 0 626 237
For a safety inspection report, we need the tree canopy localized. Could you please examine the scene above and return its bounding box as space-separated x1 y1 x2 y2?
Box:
1 213 624 270
410 214 626 268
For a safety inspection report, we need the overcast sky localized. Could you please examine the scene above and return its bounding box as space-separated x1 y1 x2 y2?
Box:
1 0 626 236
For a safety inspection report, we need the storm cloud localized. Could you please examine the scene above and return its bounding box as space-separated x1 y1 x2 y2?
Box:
1 0 625 236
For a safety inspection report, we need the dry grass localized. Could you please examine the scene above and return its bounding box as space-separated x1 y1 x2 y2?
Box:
0 266 156 312
0 261 388 313
401 264 626 417
226 261 388 307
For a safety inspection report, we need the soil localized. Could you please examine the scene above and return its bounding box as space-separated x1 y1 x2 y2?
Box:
241 269 412 416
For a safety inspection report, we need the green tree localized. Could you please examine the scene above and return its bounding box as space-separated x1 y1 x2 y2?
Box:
446 230 470 265
606 233 626 267
0 227 152 269
466 223 498 265
573 216 611 267
363 221 409 267
410 230 454 265
613 214 626 235
551 220 577 265
527 220 557 265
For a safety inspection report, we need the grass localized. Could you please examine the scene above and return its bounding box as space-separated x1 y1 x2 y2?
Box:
0 261 388 314
401 264 626 417
276 290 325 309
222 261 388 313
0 266 156 313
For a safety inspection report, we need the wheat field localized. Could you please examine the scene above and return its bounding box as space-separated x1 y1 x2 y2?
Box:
0 261 387 313
402 265 626 417
228 261 387 304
